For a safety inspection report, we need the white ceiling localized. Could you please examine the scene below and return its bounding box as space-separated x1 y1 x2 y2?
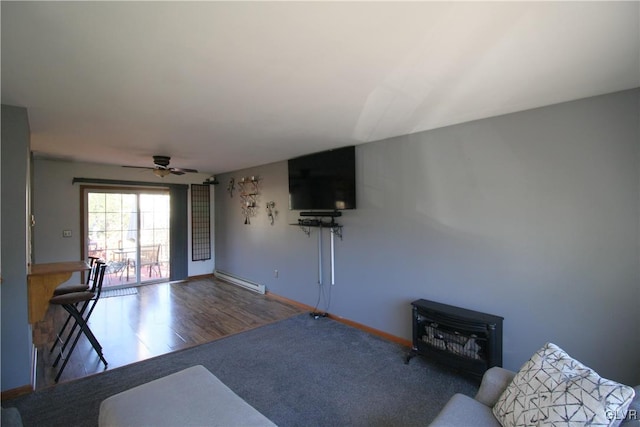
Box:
2 1 639 175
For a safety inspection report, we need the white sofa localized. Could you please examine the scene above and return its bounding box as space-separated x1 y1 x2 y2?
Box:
430 366 640 427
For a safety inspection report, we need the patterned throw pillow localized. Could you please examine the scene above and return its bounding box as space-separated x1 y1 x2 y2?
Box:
492 342 635 427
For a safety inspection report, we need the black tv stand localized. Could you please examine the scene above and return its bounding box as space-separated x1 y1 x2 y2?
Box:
299 211 342 218
294 211 344 237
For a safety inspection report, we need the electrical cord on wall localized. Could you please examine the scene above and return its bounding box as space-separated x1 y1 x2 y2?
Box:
311 281 331 319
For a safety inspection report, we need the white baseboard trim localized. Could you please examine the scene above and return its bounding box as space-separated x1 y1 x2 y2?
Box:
214 270 266 294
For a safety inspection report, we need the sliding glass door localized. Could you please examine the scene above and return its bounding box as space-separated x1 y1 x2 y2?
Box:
84 187 170 288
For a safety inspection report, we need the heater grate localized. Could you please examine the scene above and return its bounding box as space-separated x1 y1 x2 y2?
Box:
406 299 503 379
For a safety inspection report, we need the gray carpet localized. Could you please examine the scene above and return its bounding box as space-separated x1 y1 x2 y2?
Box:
3 314 478 427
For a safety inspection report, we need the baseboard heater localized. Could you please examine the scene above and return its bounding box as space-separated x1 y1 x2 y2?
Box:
214 270 266 294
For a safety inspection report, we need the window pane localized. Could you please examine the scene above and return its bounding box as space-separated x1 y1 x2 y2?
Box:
105 193 122 213
88 193 106 213
105 212 123 232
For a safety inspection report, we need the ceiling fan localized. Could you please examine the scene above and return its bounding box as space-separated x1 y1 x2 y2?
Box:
124 155 199 177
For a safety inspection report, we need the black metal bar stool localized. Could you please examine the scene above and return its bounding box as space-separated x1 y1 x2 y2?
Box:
52 256 99 295
49 256 101 355
49 261 108 382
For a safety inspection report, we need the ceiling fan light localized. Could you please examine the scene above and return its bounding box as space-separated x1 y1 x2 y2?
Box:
153 168 171 177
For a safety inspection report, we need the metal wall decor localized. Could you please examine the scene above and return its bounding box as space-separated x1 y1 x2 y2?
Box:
266 201 276 225
238 176 259 224
227 178 235 197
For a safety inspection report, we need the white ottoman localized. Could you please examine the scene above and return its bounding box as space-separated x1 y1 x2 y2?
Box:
99 365 276 427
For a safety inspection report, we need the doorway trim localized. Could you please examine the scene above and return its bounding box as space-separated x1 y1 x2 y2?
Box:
74 177 189 284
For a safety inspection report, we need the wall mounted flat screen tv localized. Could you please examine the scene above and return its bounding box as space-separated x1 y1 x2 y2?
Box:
288 146 356 210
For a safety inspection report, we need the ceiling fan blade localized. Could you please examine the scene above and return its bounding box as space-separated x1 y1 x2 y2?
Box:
171 167 198 174
122 166 155 170
123 157 197 176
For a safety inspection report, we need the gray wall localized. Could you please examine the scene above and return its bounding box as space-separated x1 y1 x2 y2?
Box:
215 89 640 385
1 105 33 391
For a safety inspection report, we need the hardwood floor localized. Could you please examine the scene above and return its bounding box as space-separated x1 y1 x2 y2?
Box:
36 276 305 389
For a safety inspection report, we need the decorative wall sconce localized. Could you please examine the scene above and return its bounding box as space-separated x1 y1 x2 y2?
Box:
266 201 276 225
227 178 235 197
203 176 219 185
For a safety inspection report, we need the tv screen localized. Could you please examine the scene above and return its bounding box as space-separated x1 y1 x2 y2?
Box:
288 146 356 211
